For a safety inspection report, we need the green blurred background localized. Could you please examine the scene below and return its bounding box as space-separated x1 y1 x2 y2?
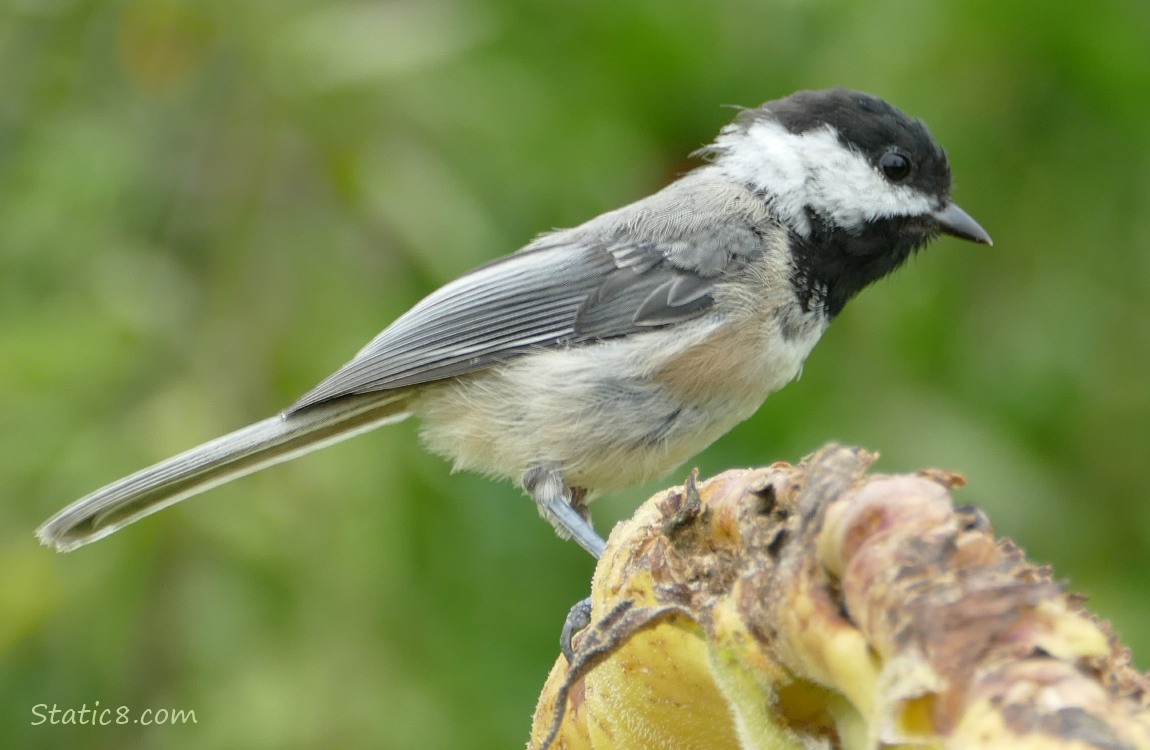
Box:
2 0 1148 747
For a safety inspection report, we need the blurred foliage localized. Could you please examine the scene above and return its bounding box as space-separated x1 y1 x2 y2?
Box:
1 0 1148 747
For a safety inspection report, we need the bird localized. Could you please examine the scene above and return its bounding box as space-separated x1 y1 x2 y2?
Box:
37 88 991 558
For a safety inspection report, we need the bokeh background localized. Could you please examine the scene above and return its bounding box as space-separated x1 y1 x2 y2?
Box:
2 0 1148 747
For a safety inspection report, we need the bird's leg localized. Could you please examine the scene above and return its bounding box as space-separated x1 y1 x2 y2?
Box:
522 463 606 558
522 463 605 662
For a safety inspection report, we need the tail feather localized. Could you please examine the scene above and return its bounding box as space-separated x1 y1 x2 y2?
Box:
37 394 410 552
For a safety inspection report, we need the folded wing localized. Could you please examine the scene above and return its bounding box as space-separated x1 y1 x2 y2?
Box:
287 221 765 413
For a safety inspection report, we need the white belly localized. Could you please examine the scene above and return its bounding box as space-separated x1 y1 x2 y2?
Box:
411 305 826 494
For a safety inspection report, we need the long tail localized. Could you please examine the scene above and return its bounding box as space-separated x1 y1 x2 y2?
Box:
36 394 410 552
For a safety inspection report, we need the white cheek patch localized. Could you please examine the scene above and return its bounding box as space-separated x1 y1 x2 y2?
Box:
714 120 936 235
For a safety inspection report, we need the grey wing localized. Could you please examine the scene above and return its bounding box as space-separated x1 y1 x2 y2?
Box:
286 223 765 413
575 221 766 335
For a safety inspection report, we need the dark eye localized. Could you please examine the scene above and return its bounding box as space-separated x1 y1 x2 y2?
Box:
879 151 911 182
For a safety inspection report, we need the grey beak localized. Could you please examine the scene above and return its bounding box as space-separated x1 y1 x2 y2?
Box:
933 202 993 245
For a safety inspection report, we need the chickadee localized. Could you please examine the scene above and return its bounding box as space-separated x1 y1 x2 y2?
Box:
38 88 991 558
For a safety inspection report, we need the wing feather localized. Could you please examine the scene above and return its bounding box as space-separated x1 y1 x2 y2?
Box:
287 209 767 413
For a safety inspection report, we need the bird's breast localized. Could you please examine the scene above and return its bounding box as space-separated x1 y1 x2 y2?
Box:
412 301 826 494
